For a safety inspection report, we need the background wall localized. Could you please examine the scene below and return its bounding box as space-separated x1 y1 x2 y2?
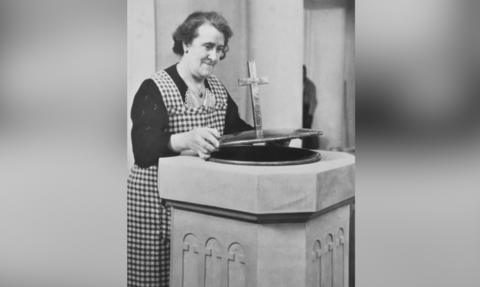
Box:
304 0 355 150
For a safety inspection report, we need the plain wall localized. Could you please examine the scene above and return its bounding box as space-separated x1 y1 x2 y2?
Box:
304 0 355 149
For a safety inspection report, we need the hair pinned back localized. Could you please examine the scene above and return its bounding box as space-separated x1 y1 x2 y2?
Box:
172 11 233 60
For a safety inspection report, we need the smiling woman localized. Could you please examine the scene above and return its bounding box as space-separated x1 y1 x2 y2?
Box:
176 24 226 98
127 11 252 287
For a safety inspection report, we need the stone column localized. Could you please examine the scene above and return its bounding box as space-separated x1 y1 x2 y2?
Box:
246 0 304 129
304 0 348 149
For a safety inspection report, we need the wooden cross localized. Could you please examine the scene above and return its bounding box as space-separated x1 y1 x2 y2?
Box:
238 61 269 137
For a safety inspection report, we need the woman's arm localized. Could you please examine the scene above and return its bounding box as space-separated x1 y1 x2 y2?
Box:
130 79 178 167
131 79 223 164
223 95 253 134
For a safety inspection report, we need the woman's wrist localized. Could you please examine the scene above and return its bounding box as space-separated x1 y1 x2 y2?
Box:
169 132 188 152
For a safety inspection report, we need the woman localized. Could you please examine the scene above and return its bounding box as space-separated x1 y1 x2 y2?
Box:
127 11 251 287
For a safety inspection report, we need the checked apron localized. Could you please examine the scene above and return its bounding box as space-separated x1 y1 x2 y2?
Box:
127 70 228 287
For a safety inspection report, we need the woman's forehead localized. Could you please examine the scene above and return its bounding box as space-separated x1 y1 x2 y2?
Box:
194 23 225 44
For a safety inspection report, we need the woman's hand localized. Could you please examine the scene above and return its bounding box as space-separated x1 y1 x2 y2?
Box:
169 127 220 159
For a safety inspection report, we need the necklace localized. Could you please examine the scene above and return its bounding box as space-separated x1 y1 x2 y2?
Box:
185 87 216 108
189 84 206 97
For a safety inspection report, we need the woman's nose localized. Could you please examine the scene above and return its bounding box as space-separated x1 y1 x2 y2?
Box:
208 49 219 61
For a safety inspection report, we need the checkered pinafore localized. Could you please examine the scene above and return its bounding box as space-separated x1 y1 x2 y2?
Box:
127 70 228 287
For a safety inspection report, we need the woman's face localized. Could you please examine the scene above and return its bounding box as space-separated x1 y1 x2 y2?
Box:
183 23 225 80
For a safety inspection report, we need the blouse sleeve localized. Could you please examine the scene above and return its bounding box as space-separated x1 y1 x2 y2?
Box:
131 79 178 168
224 94 253 134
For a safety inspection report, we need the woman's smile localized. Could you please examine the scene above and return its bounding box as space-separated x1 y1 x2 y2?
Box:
202 61 215 68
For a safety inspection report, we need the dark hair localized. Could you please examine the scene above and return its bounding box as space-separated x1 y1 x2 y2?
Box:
172 11 233 60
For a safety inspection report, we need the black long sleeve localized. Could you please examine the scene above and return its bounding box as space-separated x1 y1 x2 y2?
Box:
131 65 252 168
131 79 178 168
224 95 253 134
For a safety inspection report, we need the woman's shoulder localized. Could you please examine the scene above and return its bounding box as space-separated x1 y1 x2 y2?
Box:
206 74 229 98
138 78 160 92
150 64 177 79
149 64 182 84
164 64 177 76
206 74 226 88
150 70 169 81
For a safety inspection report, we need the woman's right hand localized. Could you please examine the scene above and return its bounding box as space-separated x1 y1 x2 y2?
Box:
169 127 220 158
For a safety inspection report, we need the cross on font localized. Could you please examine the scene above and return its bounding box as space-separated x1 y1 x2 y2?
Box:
238 61 269 137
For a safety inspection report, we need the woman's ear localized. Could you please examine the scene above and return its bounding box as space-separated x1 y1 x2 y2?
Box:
183 42 190 54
